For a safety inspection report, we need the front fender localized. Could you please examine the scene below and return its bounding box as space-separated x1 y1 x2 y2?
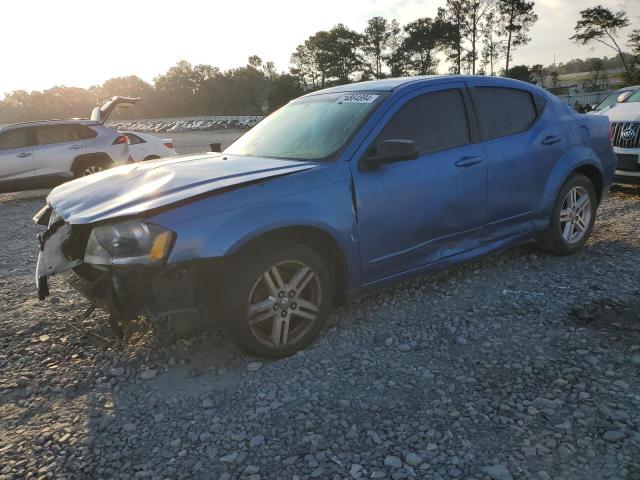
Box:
539 145 605 218
149 178 361 289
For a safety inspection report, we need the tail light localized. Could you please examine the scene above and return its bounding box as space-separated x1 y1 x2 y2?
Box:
164 142 174 149
113 135 128 145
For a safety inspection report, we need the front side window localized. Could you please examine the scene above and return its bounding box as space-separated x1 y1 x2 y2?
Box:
0 128 31 150
377 88 470 154
473 87 538 140
225 92 385 161
36 125 81 146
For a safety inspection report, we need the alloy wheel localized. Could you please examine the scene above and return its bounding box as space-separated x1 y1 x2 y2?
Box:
82 165 104 176
247 260 321 348
559 186 592 244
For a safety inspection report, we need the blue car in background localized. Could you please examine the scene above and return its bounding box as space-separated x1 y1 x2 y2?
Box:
34 76 616 358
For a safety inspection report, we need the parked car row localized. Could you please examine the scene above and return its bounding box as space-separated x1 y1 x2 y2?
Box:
107 117 263 134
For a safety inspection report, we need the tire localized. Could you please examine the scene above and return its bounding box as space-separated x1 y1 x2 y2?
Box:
535 173 597 255
220 243 333 358
144 155 160 161
74 157 110 178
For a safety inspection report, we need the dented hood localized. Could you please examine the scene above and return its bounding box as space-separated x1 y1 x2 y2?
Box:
47 153 319 224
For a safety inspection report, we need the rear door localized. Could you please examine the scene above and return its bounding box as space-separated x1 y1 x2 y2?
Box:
352 83 488 284
470 85 562 237
0 127 36 188
125 133 148 161
32 124 87 178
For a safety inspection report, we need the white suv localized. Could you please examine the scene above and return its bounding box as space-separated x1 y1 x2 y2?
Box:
0 97 138 193
591 88 640 184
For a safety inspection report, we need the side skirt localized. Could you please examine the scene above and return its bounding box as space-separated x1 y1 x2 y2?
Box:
345 228 543 303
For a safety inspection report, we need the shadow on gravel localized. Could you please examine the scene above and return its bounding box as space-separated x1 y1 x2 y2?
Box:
568 295 640 349
610 184 640 197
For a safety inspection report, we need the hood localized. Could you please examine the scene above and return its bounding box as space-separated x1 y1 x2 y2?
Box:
600 102 640 122
48 153 319 224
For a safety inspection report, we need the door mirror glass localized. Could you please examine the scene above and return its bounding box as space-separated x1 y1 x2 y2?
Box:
361 139 418 170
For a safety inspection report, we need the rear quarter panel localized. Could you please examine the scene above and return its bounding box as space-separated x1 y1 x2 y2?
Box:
538 100 614 218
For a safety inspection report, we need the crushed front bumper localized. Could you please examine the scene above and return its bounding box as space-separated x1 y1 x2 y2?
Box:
34 207 219 337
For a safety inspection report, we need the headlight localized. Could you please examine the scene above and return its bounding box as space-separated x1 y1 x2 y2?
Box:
84 220 175 266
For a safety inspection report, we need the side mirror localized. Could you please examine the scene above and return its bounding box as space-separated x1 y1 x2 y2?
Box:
360 139 419 171
210 142 222 153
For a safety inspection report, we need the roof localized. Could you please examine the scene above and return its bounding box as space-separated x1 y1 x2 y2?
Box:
0 119 98 131
302 75 544 97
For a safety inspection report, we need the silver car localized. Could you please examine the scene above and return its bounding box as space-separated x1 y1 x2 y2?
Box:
0 97 138 193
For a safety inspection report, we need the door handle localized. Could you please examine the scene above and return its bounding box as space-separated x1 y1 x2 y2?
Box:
455 156 482 167
541 135 562 145
17 152 32 158
69 144 82 150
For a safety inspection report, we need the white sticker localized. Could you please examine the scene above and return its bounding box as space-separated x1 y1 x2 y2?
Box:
336 93 379 104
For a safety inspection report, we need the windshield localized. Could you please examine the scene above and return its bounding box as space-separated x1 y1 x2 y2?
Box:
626 89 640 102
594 91 624 111
225 92 385 160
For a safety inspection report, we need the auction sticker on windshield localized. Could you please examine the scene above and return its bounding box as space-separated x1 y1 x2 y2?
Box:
336 94 379 104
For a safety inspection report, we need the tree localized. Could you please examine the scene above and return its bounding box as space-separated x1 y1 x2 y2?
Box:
550 70 560 89
586 58 604 89
628 29 640 57
362 17 391 79
290 32 331 90
399 17 449 75
505 64 533 82
570 6 631 76
480 10 504 75
385 20 406 77
322 24 363 83
531 64 545 86
497 0 538 75
443 2 466 74
463 0 496 74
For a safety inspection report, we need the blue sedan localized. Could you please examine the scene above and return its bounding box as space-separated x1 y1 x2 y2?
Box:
34 76 616 358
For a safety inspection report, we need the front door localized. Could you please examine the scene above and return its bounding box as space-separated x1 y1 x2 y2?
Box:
0 127 36 191
351 83 488 284
33 124 87 178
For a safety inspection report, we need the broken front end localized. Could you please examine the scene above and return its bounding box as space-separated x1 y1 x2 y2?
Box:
34 205 217 337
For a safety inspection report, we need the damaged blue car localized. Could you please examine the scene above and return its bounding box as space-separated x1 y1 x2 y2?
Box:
34 76 616 358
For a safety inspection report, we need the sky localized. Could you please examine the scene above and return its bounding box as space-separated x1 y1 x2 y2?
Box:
1 0 639 96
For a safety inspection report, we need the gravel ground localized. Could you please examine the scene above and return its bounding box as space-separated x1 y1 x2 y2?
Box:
1 184 639 480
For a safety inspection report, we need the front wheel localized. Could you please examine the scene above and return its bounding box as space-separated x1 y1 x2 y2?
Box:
220 244 333 358
535 173 598 255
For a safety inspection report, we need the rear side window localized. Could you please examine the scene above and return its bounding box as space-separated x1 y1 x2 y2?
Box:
473 87 538 140
377 88 470 154
36 125 81 145
73 124 98 139
0 128 31 150
126 133 145 145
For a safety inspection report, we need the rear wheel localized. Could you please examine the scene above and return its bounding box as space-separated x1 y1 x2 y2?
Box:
74 157 110 178
220 243 333 358
535 173 597 255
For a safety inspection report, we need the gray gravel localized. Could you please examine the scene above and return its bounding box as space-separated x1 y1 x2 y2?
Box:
1 185 639 480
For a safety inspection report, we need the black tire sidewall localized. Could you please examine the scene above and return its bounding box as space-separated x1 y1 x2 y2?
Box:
548 173 597 254
221 243 333 358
